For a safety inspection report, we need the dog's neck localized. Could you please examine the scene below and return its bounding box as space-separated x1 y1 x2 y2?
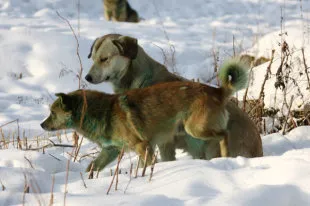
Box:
70 92 115 144
112 47 168 93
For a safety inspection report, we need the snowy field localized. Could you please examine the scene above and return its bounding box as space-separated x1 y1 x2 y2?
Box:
1 0 310 205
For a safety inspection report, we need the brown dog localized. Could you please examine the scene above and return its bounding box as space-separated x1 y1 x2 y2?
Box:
42 63 247 168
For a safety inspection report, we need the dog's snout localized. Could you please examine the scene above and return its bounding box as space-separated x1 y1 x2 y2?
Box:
85 74 93 82
40 122 45 129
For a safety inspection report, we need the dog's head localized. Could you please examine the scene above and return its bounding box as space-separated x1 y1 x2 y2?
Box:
41 93 73 131
85 34 138 84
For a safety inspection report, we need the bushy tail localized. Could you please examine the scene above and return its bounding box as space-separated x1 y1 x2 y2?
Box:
218 58 248 98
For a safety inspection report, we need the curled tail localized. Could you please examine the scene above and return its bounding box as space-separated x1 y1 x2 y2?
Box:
218 58 248 98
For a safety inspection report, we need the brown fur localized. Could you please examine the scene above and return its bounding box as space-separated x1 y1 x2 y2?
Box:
103 0 139 23
85 34 263 162
41 81 232 167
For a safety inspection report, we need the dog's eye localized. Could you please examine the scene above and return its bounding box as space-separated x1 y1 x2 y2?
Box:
51 111 56 116
100 57 108 62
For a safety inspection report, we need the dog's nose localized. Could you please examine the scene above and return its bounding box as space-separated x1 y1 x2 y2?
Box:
40 122 44 129
85 74 93 82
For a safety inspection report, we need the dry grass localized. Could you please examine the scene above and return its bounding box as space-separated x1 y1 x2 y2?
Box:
107 147 125 195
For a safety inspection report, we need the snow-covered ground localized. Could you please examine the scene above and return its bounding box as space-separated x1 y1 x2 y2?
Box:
1 0 310 205
1 127 310 206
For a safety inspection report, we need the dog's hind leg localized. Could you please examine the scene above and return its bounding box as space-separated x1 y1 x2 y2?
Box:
184 124 229 158
219 135 229 157
86 145 120 171
183 103 229 157
202 140 221 159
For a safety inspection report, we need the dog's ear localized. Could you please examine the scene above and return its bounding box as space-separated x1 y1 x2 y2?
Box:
55 93 72 111
55 93 66 99
88 38 99 59
112 36 138 59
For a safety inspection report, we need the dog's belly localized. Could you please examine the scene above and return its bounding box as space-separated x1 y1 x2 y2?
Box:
147 120 180 146
98 137 124 148
149 130 175 146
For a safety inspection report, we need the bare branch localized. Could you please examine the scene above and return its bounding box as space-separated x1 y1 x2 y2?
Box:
56 11 84 89
282 95 294 135
80 172 87 188
301 48 310 90
107 147 125 195
24 156 35 169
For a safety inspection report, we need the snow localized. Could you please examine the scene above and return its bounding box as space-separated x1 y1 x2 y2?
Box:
240 26 310 111
1 0 310 205
1 127 310 205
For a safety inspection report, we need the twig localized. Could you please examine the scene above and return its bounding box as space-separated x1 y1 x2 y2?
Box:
0 129 6 149
0 178 5 191
152 0 176 72
107 147 124 195
73 91 87 161
96 168 100 179
149 151 158 182
258 49 275 101
49 175 55 206
123 151 134 194
78 151 100 162
17 136 22 150
23 173 29 206
282 95 294 135
28 172 43 205
233 35 236 57
115 148 125 191
0 119 19 129
73 136 84 162
49 154 62 161
23 141 74 151
141 147 149 177
88 162 94 179
77 0 80 37
301 48 310 90
115 166 119 191
72 131 79 147
24 137 28 150
263 118 267 135
243 67 254 111
80 172 87 188
56 11 84 89
49 139 74 147
212 28 219 74
17 119 20 141
130 163 133 177
24 156 34 169
64 147 75 206
134 156 141 178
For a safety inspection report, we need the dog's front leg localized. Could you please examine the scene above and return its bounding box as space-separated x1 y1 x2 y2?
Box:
134 141 154 167
86 145 120 171
158 142 176 161
219 135 229 157
200 130 229 158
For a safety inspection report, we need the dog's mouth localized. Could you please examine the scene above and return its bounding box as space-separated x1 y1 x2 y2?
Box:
41 123 56 131
44 127 56 131
104 76 110 81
